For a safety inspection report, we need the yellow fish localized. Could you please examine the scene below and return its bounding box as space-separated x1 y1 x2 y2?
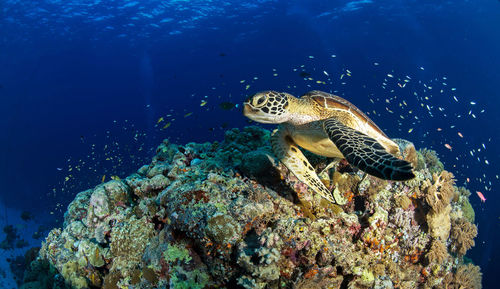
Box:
162 122 171 129
184 112 193 117
101 175 106 183
157 117 164 124
200 100 207 106
111 175 121 181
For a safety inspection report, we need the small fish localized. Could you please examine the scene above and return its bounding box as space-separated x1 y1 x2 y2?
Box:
458 132 463 138
184 112 193 117
200 100 207 106
101 175 106 183
157 117 164 124
444 143 452 150
245 84 250 90
466 177 470 183
111 175 121 181
323 70 329 76
437 128 442 131
219 102 235 110
387 74 394 78
162 122 171 129
56 167 63 171
476 191 486 202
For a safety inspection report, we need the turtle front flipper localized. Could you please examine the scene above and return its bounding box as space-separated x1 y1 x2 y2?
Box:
271 128 337 204
323 118 415 181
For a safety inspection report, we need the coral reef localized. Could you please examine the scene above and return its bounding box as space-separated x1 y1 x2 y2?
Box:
22 126 481 288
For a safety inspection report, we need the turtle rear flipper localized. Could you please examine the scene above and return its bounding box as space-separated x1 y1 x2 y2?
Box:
271 128 337 204
323 118 415 181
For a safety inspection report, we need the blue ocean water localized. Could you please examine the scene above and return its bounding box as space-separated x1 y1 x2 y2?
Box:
0 0 499 287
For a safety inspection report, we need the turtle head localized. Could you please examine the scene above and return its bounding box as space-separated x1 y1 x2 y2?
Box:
243 91 291 123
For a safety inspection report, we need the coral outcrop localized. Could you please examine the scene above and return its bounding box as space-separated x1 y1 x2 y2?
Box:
22 126 482 288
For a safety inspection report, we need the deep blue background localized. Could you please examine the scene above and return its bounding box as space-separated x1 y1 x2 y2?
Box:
1 0 499 286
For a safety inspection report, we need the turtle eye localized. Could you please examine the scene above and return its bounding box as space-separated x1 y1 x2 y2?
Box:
252 95 267 107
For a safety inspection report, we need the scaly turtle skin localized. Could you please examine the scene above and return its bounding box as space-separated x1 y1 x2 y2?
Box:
243 90 415 204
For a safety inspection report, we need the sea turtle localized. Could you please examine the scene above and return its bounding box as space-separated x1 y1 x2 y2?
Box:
243 90 415 204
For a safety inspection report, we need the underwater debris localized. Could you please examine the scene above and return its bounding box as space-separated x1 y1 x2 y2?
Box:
22 126 482 288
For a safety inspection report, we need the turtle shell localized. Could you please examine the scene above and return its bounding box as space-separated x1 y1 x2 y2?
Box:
304 90 388 137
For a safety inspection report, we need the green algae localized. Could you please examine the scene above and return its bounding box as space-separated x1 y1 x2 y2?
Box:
163 244 192 264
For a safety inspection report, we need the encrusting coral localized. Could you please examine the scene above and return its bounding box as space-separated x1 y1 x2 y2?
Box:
20 126 482 288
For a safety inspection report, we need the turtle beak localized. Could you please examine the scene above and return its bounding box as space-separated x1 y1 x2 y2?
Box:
243 103 253 117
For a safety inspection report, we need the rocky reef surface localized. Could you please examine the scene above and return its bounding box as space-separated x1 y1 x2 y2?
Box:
22 126 481 289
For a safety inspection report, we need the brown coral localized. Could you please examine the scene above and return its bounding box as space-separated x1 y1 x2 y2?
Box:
419 148 444 173
423 171 456 241
450 218 477 256
393 138 419 169
395 195 412 210
423 171 455 213
425 239 448 264
427 204 451 241
440 263 482 289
